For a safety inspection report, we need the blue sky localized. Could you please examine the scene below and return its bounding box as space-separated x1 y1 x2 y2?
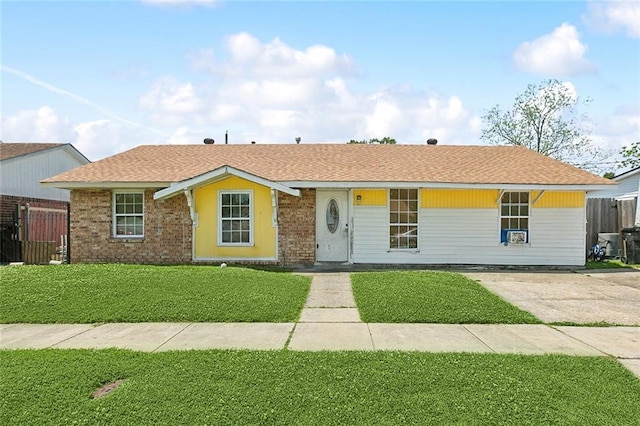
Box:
1 0 638 169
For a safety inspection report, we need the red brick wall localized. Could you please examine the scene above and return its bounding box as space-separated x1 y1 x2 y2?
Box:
70 189 192 264
277 189 316 266
0 195 67 217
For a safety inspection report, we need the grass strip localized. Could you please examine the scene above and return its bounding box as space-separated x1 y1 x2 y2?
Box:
0 265 310 323
586 260 639 269
352 270 541 323
1 349 638 425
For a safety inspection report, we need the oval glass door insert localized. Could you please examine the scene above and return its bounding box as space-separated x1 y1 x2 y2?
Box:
326 199 339 233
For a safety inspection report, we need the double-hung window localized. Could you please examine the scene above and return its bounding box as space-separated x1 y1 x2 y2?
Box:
113 192 144 237
500 191 529 243
389 189 418 249
219 191 252 245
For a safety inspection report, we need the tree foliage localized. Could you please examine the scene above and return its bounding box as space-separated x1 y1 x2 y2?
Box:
619 141 640 169
481 79 606 171
347 137 397 144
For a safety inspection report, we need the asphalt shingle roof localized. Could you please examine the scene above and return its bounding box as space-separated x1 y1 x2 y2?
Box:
0 142 67 161
42 144 612 186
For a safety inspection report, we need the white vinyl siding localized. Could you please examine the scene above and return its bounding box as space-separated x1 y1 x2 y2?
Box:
0 146 89 201
352 205 585 266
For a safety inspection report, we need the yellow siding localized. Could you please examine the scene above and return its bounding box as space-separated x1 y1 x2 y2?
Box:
532 191 585 208
421 189 499 209
353 189 387 206
194 176 276 259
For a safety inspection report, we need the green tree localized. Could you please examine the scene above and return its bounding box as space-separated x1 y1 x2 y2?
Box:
347 137 397 144
619 141 640 169
481 79 606 172
603 171 615 179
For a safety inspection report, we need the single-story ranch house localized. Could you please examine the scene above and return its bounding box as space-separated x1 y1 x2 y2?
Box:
42 143 614 267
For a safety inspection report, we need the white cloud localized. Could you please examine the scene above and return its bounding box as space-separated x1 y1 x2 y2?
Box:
414 95 474 144
2 65 170 138
139 76 204 125
0 107 165 161
73 119 135 160
513 23 595 76
591 104 640 154
365 99 403 138
196 32 355 79
167 126 205 145
2 33 493 159
139 32 482 147
584 0 640 38
0 106 73 143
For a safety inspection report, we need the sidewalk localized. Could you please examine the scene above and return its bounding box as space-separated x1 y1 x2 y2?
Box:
1 272 639 378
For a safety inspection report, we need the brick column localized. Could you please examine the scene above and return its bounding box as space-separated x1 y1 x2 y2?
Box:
277 189 316 266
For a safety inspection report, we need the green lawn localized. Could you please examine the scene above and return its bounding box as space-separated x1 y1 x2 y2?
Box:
352 271 541 323
586 260 640 269
1 349 638 425
0 265 310 323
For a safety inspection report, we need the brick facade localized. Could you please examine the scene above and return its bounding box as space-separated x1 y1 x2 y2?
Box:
69 188 315 266
277 189 316 266
70 189 192 264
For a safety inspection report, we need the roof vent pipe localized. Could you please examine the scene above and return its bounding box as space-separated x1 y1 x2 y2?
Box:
225 130 228 145
426 138 438 145
203 138 215 144
295 137 301 144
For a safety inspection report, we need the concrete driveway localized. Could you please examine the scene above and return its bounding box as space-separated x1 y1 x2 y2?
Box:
463 269 640 325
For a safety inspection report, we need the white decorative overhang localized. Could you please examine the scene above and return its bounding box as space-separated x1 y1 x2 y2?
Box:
153 165 300 201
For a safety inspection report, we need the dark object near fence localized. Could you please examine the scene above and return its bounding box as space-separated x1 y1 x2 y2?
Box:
621 228 640 264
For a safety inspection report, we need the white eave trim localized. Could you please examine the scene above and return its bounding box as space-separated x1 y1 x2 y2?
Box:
40 181 170 189
153 165 300 200
279 181 616 191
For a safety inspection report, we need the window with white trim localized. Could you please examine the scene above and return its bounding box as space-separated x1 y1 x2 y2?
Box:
113 192 144 237
219 191 252 245
389 189 418 249
500 191 529 243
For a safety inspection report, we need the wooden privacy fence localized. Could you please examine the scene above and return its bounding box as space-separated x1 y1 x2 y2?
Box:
21 241 57 264
586 197 638 252
0 203 69 264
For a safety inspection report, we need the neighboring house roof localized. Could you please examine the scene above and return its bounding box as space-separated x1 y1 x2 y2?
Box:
1 142 92 202
587 166 639 199
0 142 65 161
42 144 614 190
613 167 640 181
0 142 90 163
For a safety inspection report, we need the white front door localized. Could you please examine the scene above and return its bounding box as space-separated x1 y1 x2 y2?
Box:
316 190 349 262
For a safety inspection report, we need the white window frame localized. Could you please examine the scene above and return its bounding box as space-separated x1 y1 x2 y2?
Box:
112 191 144 238
499 191 529 243
218 190 254 246
389 188 419 250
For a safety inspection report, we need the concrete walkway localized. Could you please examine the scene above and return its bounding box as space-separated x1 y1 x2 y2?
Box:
1 272 639 378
